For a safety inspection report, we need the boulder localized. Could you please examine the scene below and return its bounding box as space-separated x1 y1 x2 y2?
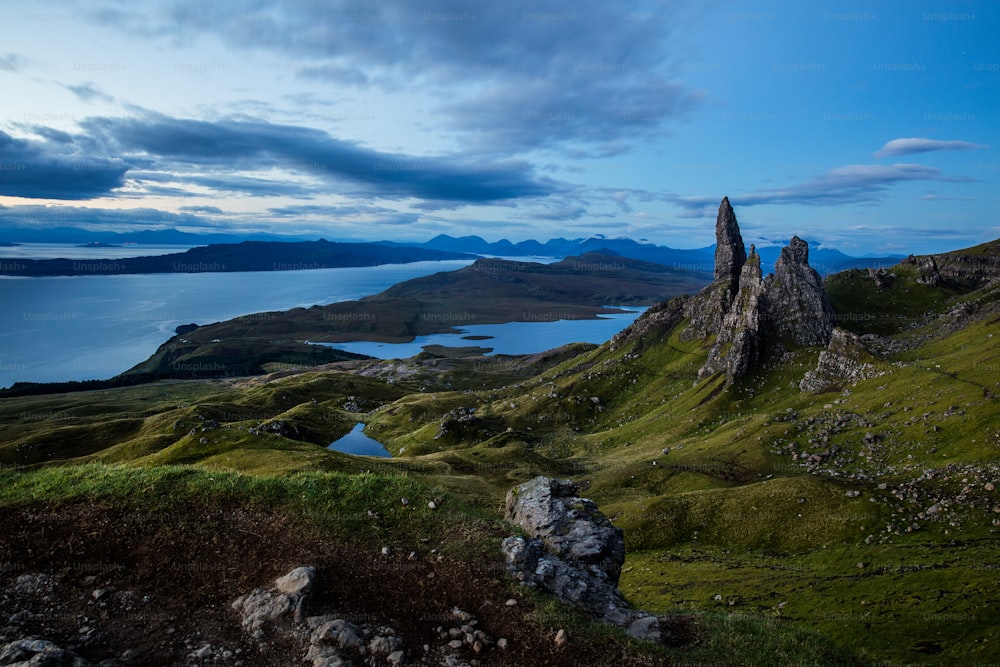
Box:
501 477 663 637
232 566 317 638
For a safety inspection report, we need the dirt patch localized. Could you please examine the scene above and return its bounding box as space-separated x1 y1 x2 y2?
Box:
0 498 672 666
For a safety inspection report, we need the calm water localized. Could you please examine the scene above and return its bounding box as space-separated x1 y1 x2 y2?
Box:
0 249 641 389
327 423 392 457
0 259 475 387
0 243 195 259
315 308 645 359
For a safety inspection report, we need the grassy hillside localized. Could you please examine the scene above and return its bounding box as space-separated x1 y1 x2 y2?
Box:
1 244 998 664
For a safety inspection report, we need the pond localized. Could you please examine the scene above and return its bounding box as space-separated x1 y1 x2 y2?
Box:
327 423 392 457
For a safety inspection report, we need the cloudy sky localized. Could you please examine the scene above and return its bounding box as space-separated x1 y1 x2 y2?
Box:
0 0 997 254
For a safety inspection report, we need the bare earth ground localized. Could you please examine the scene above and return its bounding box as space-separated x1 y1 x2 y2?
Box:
0 498 685 666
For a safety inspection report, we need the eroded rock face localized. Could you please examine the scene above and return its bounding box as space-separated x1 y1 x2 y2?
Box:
699 248 765 381
763 236 836 347
682 198 748 341
609 296 688 352
904 250 1000 290
799 327 884 393
714 196 747 284
500 477 662 642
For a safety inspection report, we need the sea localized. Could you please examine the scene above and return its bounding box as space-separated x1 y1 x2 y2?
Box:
0 245 644 389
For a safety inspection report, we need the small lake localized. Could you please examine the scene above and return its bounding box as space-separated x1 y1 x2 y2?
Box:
314 308 646 359
327 423 392 457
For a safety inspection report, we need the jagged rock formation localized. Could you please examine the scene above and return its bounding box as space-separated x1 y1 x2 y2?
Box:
683 199 837 384
682 198 748 340
699 248 765 380
714 196 747 284
799 327 884 392
232 565 317 638
763 236 836 347
500 477 663 642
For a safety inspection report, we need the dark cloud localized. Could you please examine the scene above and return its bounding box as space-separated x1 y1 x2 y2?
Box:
874 137 988 159
0 204 211 228
81 0 705 153
0 130 127 200
80 113 559 202
666 163 967 217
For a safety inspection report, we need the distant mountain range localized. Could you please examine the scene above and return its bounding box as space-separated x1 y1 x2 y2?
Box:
0 226 902 276
383 234 903 276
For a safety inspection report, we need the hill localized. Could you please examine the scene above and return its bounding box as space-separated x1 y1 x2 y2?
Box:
0 239 475 276
1 198 998 664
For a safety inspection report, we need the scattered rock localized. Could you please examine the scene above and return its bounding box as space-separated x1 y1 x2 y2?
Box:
554 628 568 648
0 639 90 666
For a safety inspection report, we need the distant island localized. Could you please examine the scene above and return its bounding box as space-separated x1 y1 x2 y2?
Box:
0 240 477 276
76 241 121 248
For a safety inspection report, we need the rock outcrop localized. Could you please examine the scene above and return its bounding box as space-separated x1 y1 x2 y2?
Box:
231 566 503 666
682 198 748 340
500 477 663 642
904 249 1000 290
799 327 884 392
685 200 838 384
609 296 689 352
763 236 836 347
699 247 765 381
714 197 747 285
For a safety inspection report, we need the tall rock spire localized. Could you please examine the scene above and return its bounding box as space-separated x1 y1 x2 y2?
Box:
714 197 747 283
681 197 749 340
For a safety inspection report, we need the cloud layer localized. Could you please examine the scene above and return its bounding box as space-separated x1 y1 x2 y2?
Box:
874 138 987 159
82 0 702 153
3 114 560 203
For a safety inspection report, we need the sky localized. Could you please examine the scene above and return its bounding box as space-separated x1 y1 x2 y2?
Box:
0 0 997 255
